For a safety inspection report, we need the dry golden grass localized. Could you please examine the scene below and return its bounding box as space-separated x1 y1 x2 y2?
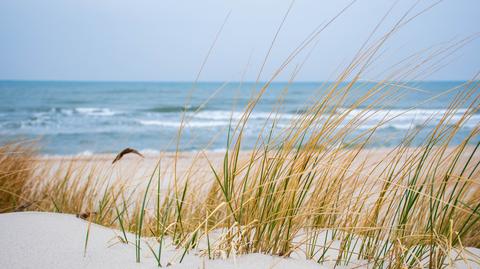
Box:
1 2 479 268
0 141 36 213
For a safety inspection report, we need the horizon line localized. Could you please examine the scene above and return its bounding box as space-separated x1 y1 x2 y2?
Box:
0 79 473 84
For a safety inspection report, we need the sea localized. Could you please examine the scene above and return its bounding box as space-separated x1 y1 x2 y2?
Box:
0 80 478 155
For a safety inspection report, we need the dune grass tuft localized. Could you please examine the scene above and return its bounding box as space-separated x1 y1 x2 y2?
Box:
0 141 36 213
1 2 479 268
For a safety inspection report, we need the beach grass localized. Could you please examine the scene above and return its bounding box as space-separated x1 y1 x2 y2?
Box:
0 141 36 213
1 2 480 268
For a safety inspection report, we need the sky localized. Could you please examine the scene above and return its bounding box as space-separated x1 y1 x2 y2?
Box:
0 0 478 82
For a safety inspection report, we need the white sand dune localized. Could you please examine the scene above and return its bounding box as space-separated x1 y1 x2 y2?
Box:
1 212 479 268
0 212 325 269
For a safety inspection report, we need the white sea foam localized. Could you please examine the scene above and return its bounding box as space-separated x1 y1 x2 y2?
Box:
31 107 118 117
75 107 118 116
210 148 228 153
138 120 230 128
189 110 298 121
343 108 472 121
137 107 479 131
77 150 94 156
275 108 479 131
140 148 161 155
187 108 478 127
58 108 74 116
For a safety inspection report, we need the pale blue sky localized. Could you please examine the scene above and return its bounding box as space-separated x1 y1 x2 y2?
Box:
0 0 478 81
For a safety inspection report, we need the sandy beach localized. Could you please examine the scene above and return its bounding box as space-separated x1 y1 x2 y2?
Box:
0 212 328 269
30 146 479 188
1 211 479 268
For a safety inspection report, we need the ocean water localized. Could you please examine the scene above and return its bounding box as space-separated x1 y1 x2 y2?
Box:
0 80 478 155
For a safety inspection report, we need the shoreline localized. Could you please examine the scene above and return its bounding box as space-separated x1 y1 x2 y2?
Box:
34 146 407 159
30 146 478 188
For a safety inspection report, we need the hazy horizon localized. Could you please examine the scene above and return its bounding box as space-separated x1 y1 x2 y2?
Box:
0 79 476 83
